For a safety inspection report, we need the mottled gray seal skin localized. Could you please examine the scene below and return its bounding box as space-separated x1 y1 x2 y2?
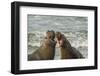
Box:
28 30 56 61
55 32 84 59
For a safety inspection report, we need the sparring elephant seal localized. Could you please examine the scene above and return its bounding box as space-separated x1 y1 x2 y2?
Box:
55 32 83 59
28 30 56 61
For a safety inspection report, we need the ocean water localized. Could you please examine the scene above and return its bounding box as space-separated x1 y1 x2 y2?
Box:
28 15 88 59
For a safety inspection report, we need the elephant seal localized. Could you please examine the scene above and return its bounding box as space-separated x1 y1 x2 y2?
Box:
55 32 83 59
28 30 56 61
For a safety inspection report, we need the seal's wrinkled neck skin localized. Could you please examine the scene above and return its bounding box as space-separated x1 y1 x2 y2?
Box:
42 39 52 48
